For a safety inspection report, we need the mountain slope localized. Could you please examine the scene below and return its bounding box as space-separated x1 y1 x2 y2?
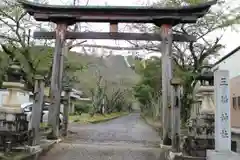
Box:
68 52 140 95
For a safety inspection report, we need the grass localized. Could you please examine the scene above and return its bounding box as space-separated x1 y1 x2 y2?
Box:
141 112 162 128
144 116 162 129
0 151 30 160
141 114 162 136
39 112 129 126
40 122 48 128
69 112 129 124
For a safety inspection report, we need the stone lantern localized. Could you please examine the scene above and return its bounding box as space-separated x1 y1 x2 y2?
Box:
196 81 215 139
184 71 215 157
191 93 202 119
195 94 202 117
1 64 25 113
188 92 203 137
0 63 29 151
188 71 215 136
188 81 201 134
184 71 238 157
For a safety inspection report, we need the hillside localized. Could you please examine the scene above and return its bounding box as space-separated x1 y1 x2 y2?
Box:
67 52 140 96
0 45 139 96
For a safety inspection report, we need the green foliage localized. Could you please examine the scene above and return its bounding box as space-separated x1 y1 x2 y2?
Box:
89 75 107 116
0 51 9 87
156 0 238 122
133 84 153 106
89 73 131 116
105 88 129 113
0 44 51 90
133 58 162 118
0 1 86 91
74 101 92 114
135 57 162 95
75 55 139 96
0 45 84 91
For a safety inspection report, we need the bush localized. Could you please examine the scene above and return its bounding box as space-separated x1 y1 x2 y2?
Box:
74 101 92 114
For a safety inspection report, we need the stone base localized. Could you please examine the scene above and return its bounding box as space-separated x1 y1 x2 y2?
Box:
182 137 237 157
0 112 28 133
207 150 240 160
2 82 25 89
0 107 22 114
160 144 172 149
168 151 183 160
25 145 41 153
1 82 25 110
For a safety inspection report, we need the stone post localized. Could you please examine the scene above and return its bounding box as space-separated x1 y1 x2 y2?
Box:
170 78 182 153
31 75 44 146
62 86 71 137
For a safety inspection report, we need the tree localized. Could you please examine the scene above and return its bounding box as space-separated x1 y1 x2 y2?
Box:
0 45 52 90
0 50 10 87
165 0 225 122
0 0 47 90
0 1 85 91
105 88 128 113
133 57 162 116
128 0 240 122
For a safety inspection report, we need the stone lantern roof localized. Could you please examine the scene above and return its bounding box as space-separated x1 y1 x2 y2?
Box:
196 71 214 85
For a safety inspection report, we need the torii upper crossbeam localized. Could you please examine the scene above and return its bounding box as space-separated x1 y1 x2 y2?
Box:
20 0 216 25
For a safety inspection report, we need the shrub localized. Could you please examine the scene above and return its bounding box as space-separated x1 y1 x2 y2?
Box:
74 101 91 114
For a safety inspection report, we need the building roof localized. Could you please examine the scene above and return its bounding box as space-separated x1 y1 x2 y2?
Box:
212 46 240 68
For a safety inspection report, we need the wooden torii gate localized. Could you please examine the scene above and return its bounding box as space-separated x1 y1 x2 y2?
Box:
19 0 216 146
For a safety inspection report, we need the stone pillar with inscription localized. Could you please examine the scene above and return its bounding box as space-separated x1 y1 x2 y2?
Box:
207 70 240 160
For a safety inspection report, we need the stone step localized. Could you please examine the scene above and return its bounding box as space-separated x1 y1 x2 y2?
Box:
174 155 206 160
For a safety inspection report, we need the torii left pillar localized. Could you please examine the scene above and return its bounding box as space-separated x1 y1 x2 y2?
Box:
48 23 68 139
161 24 173 146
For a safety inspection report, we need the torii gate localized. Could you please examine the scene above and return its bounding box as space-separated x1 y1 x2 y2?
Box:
19 0 216 146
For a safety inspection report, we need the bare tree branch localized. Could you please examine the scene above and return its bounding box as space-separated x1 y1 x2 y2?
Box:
68 40 87 50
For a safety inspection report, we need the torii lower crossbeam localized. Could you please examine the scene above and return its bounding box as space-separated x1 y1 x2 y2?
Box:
33 32 196 42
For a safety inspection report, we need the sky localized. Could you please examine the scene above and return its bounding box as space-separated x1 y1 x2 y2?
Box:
33 0 240 61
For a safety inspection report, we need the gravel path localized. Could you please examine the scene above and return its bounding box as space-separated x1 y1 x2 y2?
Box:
39 113 165 160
